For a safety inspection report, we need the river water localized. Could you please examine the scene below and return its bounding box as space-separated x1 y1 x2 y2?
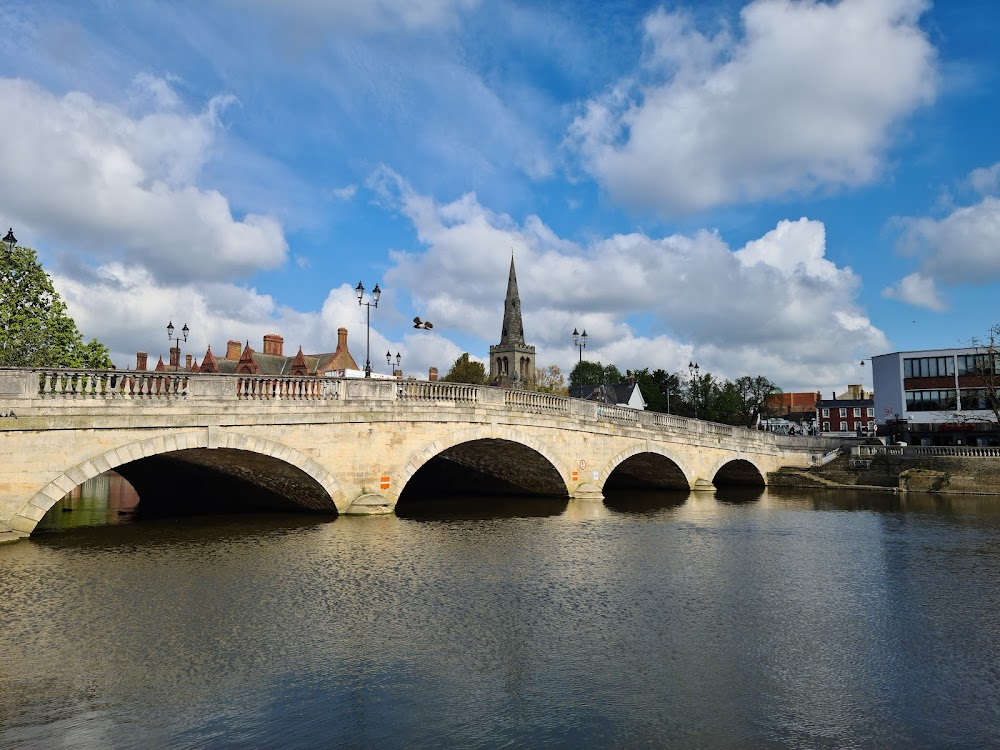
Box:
3 485 1000 749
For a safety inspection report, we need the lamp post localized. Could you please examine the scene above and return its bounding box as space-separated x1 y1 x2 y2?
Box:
167 321 189 371
688 361 700 419
387 350 401 377
2 228 16 253
356 281 381 377
572 327 588 364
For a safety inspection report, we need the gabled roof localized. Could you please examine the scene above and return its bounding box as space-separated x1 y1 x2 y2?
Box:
568 381 647 408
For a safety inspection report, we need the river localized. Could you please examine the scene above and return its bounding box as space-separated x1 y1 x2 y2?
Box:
2 484 1000 749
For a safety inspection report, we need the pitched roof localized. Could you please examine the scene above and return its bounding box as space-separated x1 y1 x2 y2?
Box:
569 381 645 407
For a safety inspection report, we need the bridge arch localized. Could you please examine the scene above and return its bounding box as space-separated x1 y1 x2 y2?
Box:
600 443 693 491
15 430 348 533
707 456 767 486
390 426 569 506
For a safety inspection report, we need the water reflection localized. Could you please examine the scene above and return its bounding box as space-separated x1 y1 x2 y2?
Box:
7 482 1000 748
395 494 567 521
36 471 140 530
714 485 766 504
603 488 688 515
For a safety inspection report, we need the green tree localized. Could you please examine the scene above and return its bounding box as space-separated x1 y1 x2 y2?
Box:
627 368 668 412
734 375 781 427
569 360 623 387
441 352 488 385
0 242 112 368
646 369 683 414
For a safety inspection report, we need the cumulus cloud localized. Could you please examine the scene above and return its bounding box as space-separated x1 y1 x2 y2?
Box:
372 167 887 391
881 272 946 311
896 196 1000 285
966 162 1000 196
566 0 937 215
0 77 287 284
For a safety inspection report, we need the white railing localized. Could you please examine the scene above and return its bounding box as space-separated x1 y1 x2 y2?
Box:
856 445 1000 458
398 381 481 403
36 369 190 398
235 375 336 400
812 447 842 466
0 367 835 453
504 389 568 412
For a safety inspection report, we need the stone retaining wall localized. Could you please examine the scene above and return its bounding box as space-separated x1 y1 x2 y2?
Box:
769 454 1000 495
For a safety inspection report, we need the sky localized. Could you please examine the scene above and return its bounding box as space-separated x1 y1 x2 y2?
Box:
1 0 999 395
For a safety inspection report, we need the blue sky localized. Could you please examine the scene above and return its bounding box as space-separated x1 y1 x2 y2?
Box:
1 0 999 393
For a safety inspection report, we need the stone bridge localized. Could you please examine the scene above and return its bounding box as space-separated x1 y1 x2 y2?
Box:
0 368 838 539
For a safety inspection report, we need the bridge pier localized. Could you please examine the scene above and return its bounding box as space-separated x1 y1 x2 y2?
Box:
692 478 718 492
571 482 605 501
344 493 394 515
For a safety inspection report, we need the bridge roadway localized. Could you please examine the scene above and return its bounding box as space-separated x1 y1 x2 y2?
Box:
0 368 837 538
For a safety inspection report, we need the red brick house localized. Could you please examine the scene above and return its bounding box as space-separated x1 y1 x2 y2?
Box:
136 328 360 377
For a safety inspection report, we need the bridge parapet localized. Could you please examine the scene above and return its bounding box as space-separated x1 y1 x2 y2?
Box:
0 367 838 456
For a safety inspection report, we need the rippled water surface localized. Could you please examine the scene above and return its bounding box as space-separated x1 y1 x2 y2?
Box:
3 489 1000 749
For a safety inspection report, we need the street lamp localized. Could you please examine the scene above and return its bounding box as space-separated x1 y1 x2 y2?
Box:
387 350 400 375
2 228 16 253
356 281 381 377
572 327 588 364
167 320 189 371
688 361 700 419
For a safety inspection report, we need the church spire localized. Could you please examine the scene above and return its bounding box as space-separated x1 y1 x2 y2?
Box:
500 255 525 346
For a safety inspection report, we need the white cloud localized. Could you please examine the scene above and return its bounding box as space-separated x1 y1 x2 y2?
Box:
0 77 287 284
372 168 887 391
566 0 937 215
897 196 1000 285
881 272 946 311
330 185 358 200
966 162 1000 196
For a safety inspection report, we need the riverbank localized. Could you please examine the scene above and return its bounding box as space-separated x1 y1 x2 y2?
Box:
769 448 1000 495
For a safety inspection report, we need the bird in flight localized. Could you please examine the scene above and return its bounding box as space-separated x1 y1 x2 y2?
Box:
413 317 433 330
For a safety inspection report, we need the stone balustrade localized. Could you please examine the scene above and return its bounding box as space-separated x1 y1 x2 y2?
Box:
0 367 834 454
855 444 1000 458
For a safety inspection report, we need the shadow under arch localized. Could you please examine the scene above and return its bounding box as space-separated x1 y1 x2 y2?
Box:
393 427 568 509
709 457 766 488
16 430 347 534
600 444 692 491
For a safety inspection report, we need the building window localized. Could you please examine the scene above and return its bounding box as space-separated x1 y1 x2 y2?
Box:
867 407 874 417
839 421 848 431
904 356 955 378
853 407 861 417
868 420 875 432
822 422 830 431
839 407 847 417
960 388 993 411
957 354 1000 376
905 390 958 411
821 408 829 418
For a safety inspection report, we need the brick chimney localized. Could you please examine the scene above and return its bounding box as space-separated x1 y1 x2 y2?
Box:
263 334 284 356
185 354 193 369
227 340 242 360
136 351 148 371
169 346 180 369
337 327 348 352
429 367 438 382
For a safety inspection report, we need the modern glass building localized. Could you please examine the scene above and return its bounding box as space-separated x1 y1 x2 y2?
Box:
871 348 1000 446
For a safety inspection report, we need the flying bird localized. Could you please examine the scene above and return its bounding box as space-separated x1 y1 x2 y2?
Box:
413 317 433 330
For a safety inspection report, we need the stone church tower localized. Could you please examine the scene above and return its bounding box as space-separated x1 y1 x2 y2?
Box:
489 256 536 388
